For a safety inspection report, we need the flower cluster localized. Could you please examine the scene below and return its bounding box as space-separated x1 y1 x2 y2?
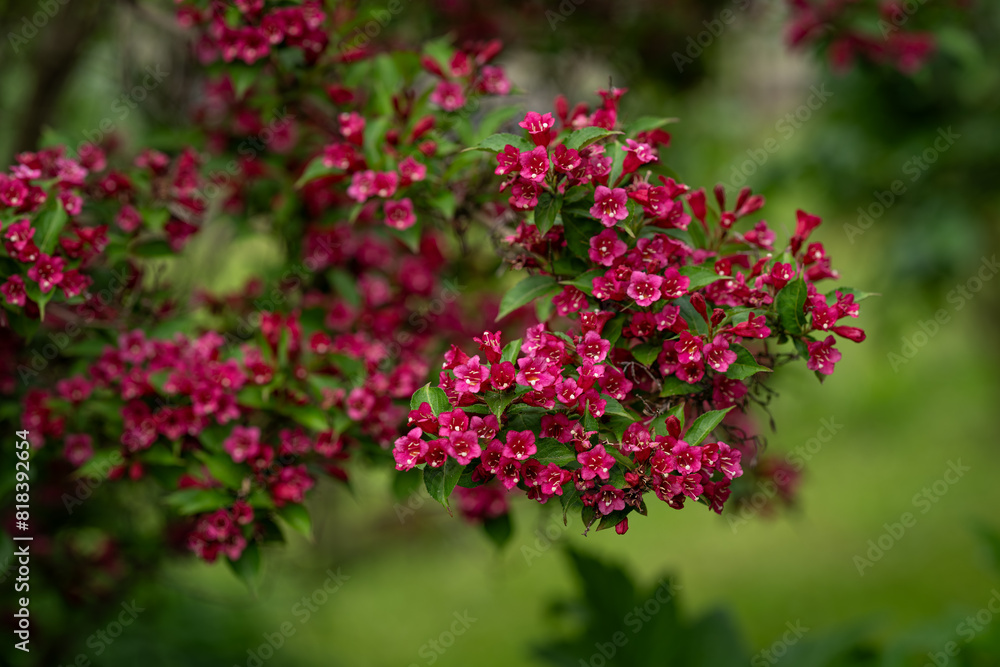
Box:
0 144 207 327
785 0 937 73
403 92 870 532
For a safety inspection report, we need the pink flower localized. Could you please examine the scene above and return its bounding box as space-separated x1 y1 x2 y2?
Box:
502 430 537 461
454 355 487 394
495 144 520 176
393 428 427 471
703 336 737 373
384 198 416 230
518 112 555 147
577 443 615 481
27 253 65 294
1 275 26 307
373 171 399 198
518 146 550 182
270 465 314 506
576 331 610 364
224 426 261 463
490 361 515 390
727 312 771 339
552 144 582 173
116 205 142 233
590 186 629 227
398 156 427 184
430 81 465 111
588 228 627 266
806 335 842 375
659 267 690 299
675 331 704 365
347 170 376 202
64 434 93 467
596 485 626 515
626 270 663 307
477 65 510 95
446 430 482 465
537 464 572 496
508 179 540 210
516 356 554 389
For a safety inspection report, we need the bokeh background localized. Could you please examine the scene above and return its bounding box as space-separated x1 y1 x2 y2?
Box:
1 0 999 665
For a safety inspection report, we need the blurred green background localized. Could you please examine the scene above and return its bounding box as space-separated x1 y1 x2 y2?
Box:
2 0 999 665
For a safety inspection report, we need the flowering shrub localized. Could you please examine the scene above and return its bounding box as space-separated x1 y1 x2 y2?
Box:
398 90 870 533
2 0 871 589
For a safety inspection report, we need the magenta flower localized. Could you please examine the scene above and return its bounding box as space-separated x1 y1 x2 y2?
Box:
537 464 572 496
508 179 540 210
670 441 702 474
590 186 629 227
63 434 93 467
372 171 399 198
503 430 537 461
398 156 427 184
577 443 615 481
430 81 465 111
446 430 482 465
497 458 521 490
454 355 487 394
703 336 737 373
806 335 842 375
516 356 555 389
727 312 771 339
588 228 627 266
552 143 582 173
384 198 416 230
27 253 65 294
224 426 261 463
392 429 426 471
1 275 26 307
478 65 510 95
518 111 555 147
626 270 663 307
596 485 626 515
675 331 704 365
495 144 520 176
576 331 610 364
4 219 34 250
659 267 690 299
270 465 314 507
347 170 376 202
490 361 515 390
518 146 550 182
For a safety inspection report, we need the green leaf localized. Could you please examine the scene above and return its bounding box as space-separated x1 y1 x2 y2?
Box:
631 343 661 366
34 196 68 254
164 488 232 515
563 212 602 262
562 127 623 150
776 278 808 336
684 407 734 446
724 345 772 380
827 287 879 303
410 383 451 415
533 438 578 466
601 395 631 419
483 390 515 419
227 541 261 594
482 513 513 549
423 458 463 509
533 193 560 236
195 424 231 453
328 268 361 308
194 451 246 490
561 268 603 296
429 189 457 220
679 265 726 291
659 375 701 397
501 338 522 364
602 315 625 348
294 156 337 188
476 105 521 140
470 133 534 153
277 503 312 539
497 274 559 321
389 222 422 253
607 142 626 186
280 404 330 432
130 238 175 258
624 116 679 135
